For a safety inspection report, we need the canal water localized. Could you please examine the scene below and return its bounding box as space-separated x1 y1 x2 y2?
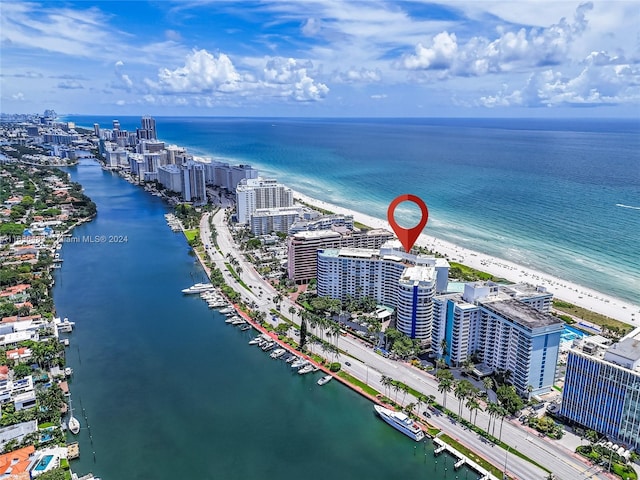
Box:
53 160 477 479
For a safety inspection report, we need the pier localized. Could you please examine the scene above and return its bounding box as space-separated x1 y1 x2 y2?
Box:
432 437 499 479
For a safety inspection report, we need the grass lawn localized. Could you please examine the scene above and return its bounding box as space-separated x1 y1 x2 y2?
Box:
552 300 633 335
183 228 199 242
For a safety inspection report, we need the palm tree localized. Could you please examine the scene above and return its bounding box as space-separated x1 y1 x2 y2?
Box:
497 405 508 441
400 383 410 407
466 398 481 425
391 381 400 404
438 377 453 410
440 339 448 360
288 305 297 321
405 402 416 417
483 377 494 396
454 380 468 417
329 322 341 350
381 375 392 398
487 401 501 436
416 395 427 416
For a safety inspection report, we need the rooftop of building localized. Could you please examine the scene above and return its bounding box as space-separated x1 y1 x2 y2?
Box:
400 265 435 283
291 230 342 240
606 337 640 363
480 298 563 329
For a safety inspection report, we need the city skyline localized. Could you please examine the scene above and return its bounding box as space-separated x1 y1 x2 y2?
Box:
1 1 638 117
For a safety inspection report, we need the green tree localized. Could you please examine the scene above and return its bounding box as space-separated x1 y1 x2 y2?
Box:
436 369 454 410
12 362 31 379
496 385 524 415
299 318 308 350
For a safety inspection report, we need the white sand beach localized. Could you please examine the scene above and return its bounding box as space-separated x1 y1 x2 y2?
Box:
293 190 640 326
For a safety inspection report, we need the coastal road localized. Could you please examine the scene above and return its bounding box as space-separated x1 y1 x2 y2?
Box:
203 208 612 480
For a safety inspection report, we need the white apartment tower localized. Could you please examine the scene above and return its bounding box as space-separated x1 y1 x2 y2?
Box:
432 282 562 396
181 161 206 205
316 241 448 342
236 178 293 224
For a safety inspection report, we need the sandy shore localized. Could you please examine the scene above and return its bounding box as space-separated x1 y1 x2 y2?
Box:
293 190 639 326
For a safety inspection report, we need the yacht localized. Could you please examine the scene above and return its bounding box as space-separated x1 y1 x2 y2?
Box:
285 355 297 364
219 307 235 314
317 374 333 386
373 405 425 441
248 336 261 345
298 364 314 375
231 318 246 325
270 348 286 359
239 324 252 332
291 358 306 369
225 317 237 324
181 283 214 294
261 341 275 352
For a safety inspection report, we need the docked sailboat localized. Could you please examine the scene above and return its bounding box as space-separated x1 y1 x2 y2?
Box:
68 396 80 435
373 405 424 441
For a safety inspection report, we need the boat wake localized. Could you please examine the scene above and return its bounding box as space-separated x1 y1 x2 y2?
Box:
616 204 640 210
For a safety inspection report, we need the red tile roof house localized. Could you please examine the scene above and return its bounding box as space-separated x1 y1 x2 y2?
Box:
0 285 30 298
0 445 35 478
5 348 32 362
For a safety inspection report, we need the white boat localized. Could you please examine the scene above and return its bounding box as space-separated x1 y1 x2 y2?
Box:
262 342 275 352
225 317 238 324
291 358 306 369
248 336 262 345
219 307 234 314
298 364 314 375
270 348 286 359
317 374 333 386
231 318 246 325
373 405 425 441
181 283 214 294
68 396 80 435
65 367 73 376
285 355 297 364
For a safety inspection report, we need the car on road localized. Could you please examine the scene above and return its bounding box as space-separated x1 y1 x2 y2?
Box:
345 361 351 366
422 411 432 418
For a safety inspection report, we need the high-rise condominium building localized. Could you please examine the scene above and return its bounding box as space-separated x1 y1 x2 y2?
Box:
561 331 640 450
432 282 562 396
235 178 293 224
317 241 449 341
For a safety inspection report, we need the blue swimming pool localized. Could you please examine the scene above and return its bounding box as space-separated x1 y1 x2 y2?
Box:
561 324 589 342
34 454 53 472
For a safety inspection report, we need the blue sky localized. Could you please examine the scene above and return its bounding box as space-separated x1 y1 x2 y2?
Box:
1 1 639 117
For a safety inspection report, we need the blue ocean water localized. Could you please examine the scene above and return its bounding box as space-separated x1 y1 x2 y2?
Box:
68 116 640 304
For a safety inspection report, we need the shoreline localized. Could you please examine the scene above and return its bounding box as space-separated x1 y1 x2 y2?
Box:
292 189 639 326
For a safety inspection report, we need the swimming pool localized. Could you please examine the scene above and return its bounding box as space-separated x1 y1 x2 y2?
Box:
561 324 588 342
34 454 53 472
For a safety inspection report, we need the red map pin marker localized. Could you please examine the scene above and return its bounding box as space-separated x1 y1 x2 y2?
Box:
387 194 429 253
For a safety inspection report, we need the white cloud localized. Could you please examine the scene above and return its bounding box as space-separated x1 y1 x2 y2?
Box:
164 29 182 42
400 3 595 77
12 92 25 101
335 67 382 83
149 49 241 94
371 94 387 100
263 57 329 101
479 53 640 107
301 18 321 37
57 80 83 89
114 61 133 90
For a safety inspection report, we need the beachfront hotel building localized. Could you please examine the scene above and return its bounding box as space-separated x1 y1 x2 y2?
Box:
316 241 449 341
287 228 395 284
250 206 302 235
181 160 206 205
561 331 640 450
432 282 562 396
236 178 293 224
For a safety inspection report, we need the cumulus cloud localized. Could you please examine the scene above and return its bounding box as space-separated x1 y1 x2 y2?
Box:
335 67 382 83
301 18 321 37
400 3 595 77
12 92 25 100
148 49 241 94
164 29 181 42
263 57 329 101
57 80 83 89
114 60 133 90
371 94 387 100
479 52 640 107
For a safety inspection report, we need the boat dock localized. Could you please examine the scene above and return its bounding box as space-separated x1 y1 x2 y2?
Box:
67 442 79 459
432 436 498 479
